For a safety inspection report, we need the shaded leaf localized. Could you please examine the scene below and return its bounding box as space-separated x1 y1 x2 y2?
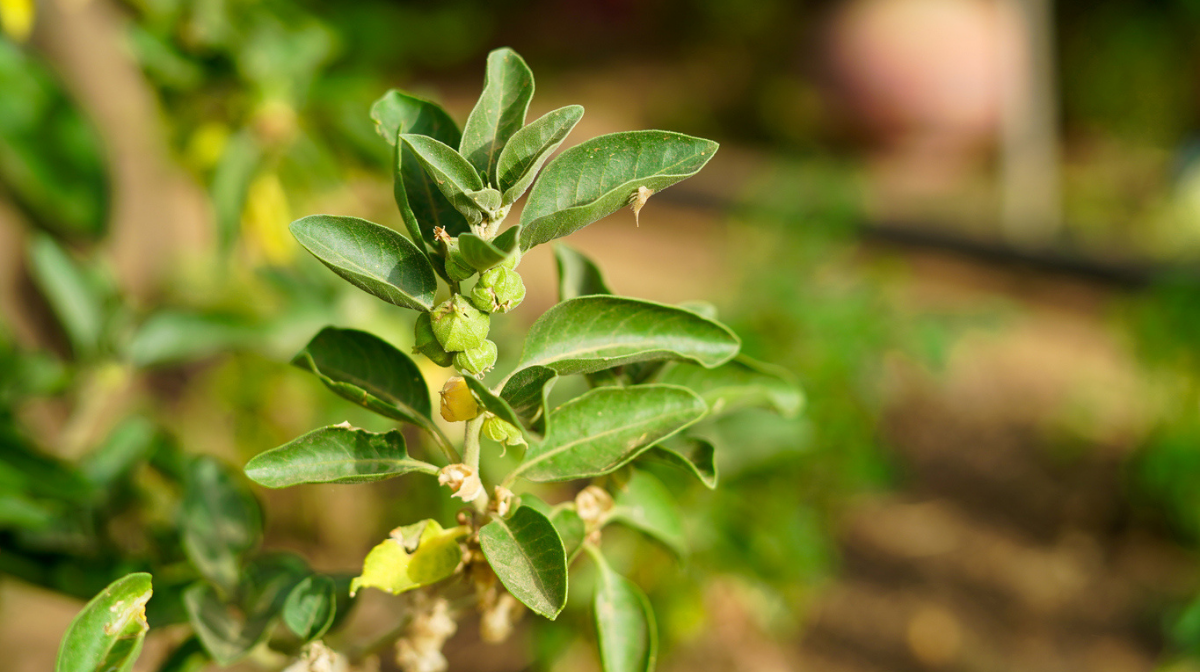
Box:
154 637 208 672
479 506 567 619
182 583 264 666
550 506 585 560
56 573 152 672
460 48 534 186
371 90 460 148
659 356 803 417
499 365 557 429
282 575 336 642
644 437 717 489
520 131 717 250
609 470 686 557
80 416 156 488
514 385 706 482
27 234 105 358
592 554 657 672
514 296 740 377
292 327 432 425
181 457 262 595
459 226 520 273
497 105 584 204
290 214 437 311
350 520 468 596
554 244 612 302
245 426 437 488
462 376 537 441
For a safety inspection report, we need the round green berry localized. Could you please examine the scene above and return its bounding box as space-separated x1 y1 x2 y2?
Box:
431 295 490 351
412 312 454 367
470 266 526 314
453 339 497 376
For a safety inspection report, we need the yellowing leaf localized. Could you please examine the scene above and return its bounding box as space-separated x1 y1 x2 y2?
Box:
349 520 468 596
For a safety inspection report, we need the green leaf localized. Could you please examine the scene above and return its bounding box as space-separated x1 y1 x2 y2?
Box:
384 118 471 247
184 555 309 665
27 234 105 358
80 417 156 488
289 214 437 311
592 554 657 672
659 356 803 417
479 506 567 619
645 437 717 489
127 311 261 367
460 48 535 186
182 583 264 666
292 327 434 426
180 457 262 595
500 365 558 429
56 573 152 672
245 426 437 488
462 376 538 440
350 520 469 596
371 90 461 148
554 244 612 302
520 131 718 250
400 134 489 225
459 226 520 272
514 296 740 377
550 506 586 560
497 105 584 204
609 470 686 557
282 575 336 643
211 130 261 252
514 385 707 482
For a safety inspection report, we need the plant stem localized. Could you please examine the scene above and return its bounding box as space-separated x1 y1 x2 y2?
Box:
464 415 484 471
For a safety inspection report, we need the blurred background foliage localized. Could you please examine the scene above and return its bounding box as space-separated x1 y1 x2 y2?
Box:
4 0 1200 670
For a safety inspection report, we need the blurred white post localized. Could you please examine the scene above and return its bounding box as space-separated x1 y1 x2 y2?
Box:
1000 0 1062 246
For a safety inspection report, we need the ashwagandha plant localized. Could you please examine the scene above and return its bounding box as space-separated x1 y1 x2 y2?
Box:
52 47 802 672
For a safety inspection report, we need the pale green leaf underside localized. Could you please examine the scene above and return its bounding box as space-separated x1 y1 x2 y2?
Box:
609 469 686 557
520 130 718 250
460 47 534 186
515 385 707 482
644 436 718 489
56 573 152 672
245 426 437 488
515 296 740 377
594 558 657 672
659 356 804 417
290 215 437 311
479 505 567 619
554 244 612 302
497 104 584 204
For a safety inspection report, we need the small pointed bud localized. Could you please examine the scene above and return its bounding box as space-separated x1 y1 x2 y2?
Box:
439 376 479 422
629 185 654 227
